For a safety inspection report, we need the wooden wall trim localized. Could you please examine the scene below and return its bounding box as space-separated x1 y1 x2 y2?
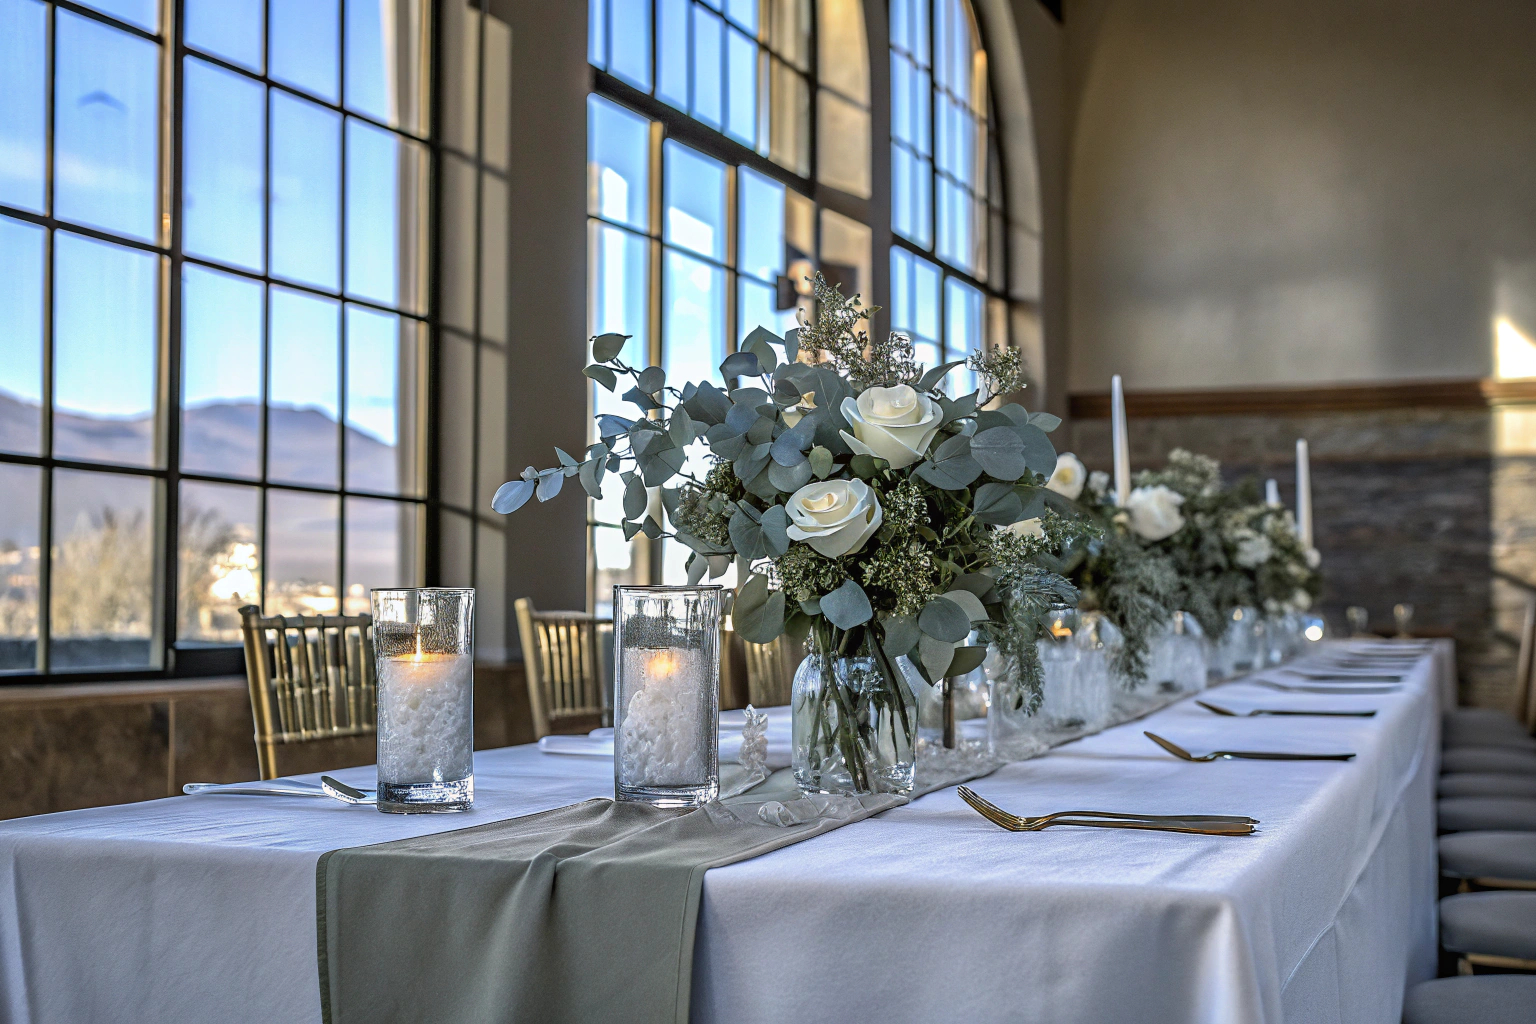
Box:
1068 378 1536 418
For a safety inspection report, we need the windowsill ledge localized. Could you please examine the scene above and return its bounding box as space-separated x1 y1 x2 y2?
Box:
0 676 247 712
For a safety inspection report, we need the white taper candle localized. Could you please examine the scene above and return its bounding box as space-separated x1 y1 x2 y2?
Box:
1265 479 1281 507
1295 439 1313 548
1111 374 1130 505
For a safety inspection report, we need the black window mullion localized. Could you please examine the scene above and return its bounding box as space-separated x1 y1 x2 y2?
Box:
336 0 349 599
162 0 186 668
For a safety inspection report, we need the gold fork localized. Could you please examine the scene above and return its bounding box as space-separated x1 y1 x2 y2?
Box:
1145 731 1356 762
956 787 1257 835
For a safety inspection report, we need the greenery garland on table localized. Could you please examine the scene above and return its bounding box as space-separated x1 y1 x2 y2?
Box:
493 274 1077 790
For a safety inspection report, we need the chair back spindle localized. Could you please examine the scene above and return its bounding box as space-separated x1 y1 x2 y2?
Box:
514 598 612 739
743 633 801 708
238 605 377 780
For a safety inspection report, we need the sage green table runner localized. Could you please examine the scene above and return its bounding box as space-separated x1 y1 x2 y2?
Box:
316 767 911 1024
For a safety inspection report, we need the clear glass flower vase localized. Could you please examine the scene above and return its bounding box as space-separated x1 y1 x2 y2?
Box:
791 629 917 796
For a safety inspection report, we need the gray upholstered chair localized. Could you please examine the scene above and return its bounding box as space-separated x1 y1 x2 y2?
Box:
1402 975 1536 1024
1440 832 1536 891
1440 774 1536 799
1439 891 1536 973
1442 748 1536 776
1439 798 1536 833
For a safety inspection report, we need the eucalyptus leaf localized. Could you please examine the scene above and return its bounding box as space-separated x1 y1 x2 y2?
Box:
820 579 873 629
919 635 955 682
596 414 633 440
640 515 662 539
783 327 800 362
711 432 748 461
668 406 695 448
769 415 816 466
706 554 732 579
623 476 648 520
591 332 629 363
735 443 773 484
951 572 999 603
582 364 618 391
554 447 578 468
636 365 665 394
940 589 989 623
686 554 708 585
734 574 783 643
1029 411 1063 432
914 433 982 490
799 597 821 616
969 426 1028 480
579 459 604 499
640 446 687 486
622 519 642 541
849 454 879 479
491 479 536 514
918 595 971 642
683 381 731 425
947 645 989 678
622 386 660 411
916 360 964 392
536 471 564 502
881 614 921 659
743 328 780 374
972 481 1025 525
743 465 780 500
1016 423 1059 477
767 458 813 494
745 414 774 445
721 351 761 379
808 445 834 479
760 504 791 556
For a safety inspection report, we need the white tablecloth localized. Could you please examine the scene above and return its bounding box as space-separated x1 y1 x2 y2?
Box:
0 641 1448 1024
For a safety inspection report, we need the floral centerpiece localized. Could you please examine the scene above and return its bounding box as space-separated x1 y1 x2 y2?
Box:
494 276 1075 795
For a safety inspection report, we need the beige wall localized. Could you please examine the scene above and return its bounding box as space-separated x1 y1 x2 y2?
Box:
1066 0 1536 392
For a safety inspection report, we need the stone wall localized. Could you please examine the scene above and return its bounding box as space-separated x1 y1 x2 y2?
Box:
1067 404 1536 713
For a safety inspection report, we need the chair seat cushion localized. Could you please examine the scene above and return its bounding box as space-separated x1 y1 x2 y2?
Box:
1442 748 1536 775
1439 832 1536 882
1447 708 1530 733
1440 891 1536 959
1403 975 1536 1024
1440 774 1536 799
1440 798 1536 833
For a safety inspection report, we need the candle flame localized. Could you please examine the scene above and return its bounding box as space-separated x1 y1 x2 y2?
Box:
645 650 680 677
1049 623 1074 640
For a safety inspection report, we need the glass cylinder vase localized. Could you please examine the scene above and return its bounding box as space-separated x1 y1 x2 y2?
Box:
791 624 917 796
371 588 475 814
612 585 721 808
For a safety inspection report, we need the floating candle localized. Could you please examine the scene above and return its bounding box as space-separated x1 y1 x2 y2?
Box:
377 648 474 787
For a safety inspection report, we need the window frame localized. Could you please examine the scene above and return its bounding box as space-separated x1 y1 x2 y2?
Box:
0 0 443 681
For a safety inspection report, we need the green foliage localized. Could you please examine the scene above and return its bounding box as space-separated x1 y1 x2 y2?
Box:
795 274 918 391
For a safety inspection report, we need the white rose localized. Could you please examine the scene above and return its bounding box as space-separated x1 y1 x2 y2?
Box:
1087 470 1111 496
1006 517 1044 541
1045 453 1086 500
1124 485 1185 541
784 479 884 558
838 385 943 470
1234 531 1273 568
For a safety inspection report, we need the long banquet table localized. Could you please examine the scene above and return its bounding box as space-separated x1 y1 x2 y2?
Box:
0 641 1450 1024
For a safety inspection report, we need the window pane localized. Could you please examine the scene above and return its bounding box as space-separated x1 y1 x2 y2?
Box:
270 91 341 291
768 57 809 177
477 345 506 512
438 331 474 509
817 0 869 103
725 28 756 146
50 469 157 671
0 462 40 672
588 95 650 231
738 277 797 342
945 275 983 394
270 0 339 104
346 305 422 496
475 522 505 658
588 0 606 67
185 0 263 73
178 480 260 643
891 246 939 348
737 167 784 284
691 7 723 129
345 0 427 134
664 141 726 261
766 0 809 70
587 221 649 373
440 508 472 587
182 265 262 478
817 89 871 198
479 170 508 342
53 232 157 467
656 0 688 110
344 496 420 615
0 216 44 456
183 57 265 272
268 287 340 486
819 208 871 306
0 0 47 213
663 249 725 387
264 489 338 616
610 0 652 92
54 11 159 243
346 118 428 310
76 0 157 32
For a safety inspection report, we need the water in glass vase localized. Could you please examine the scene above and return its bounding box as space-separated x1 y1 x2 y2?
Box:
791 631 917 796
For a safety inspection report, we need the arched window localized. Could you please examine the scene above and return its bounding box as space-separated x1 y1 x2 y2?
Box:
585 0 873 603
889 0 1009 396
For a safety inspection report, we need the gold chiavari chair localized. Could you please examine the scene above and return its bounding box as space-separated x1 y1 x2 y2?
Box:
514 598 612 739
743 633 801 708
238 605 377 780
